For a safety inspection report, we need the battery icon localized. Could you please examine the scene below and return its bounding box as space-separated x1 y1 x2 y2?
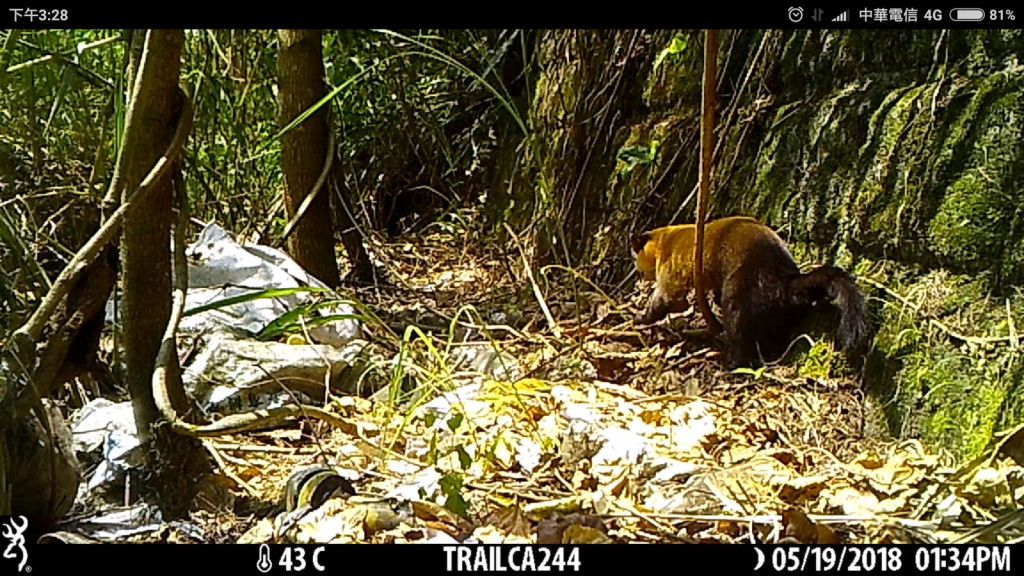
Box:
950 8 985 21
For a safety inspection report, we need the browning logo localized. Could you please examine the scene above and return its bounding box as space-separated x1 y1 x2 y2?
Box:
2 516 29 573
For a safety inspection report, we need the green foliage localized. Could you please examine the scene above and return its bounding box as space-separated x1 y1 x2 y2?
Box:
181 30 281 234
891 342 1005 459
0 30 118 176
453 444 472 471
642 31 701 110
653 34 689 71
867 269 1024 460
732 366 766 380
255 294 373 341
1 26 530 334
615 140 660 180
438 472 469 517
446 411 464 433
0 30 123 314
427 430 439 465
320 29 532 234
798 339 840 380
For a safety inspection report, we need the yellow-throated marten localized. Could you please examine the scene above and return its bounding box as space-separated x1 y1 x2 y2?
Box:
633 216 866 368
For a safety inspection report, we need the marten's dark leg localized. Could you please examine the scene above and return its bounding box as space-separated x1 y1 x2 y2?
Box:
721 291 758 368
637 287 672 325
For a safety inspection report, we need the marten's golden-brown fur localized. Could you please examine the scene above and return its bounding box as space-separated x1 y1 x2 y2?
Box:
633 216 866 368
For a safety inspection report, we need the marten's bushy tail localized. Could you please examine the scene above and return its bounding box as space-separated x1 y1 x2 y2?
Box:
789 265 866 350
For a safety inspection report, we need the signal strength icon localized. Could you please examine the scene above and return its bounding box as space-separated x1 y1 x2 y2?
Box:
832 10 849 21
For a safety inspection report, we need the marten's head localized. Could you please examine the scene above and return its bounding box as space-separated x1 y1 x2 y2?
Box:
632 231 658 280
630 231 649 256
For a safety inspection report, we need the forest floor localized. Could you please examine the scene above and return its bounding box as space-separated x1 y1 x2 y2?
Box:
112 228 1020 545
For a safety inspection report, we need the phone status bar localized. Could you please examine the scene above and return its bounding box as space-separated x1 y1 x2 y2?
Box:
786 6 1016 25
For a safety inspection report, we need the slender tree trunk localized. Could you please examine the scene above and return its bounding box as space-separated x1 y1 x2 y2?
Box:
277 29 342 288
694 30 722 334
103 29 146 210
332 169 375 283
120 30 181 438
118 30 208 517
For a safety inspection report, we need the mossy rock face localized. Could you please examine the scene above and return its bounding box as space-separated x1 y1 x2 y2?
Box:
710 33 1024 462
929 172 1010 268
872 330 1022 461
864 268 1024 460
928 79 1024 283
894 345 1005 457
643 32 702 112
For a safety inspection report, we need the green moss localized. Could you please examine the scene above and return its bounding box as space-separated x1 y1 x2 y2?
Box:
865 268 1024 460
911 350 1004 459
853 84 929 244
929 173 1009 267
997 355 1024 430
925 74 1024 281
798 339 843 380
937 276 987 315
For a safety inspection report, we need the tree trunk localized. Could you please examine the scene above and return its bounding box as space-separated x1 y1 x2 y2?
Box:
118 29 208 518
103 29 146 211
277 29 342 288
331 169 375 283
120 29 181 439
524 30 655 267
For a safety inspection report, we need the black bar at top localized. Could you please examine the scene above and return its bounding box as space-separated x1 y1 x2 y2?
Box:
2 3 1023 29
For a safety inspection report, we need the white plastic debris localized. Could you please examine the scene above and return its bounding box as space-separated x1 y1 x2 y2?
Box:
388 467 443 501
449 344 523 380
417 382 491 427
515 438 542 473
562 402 599 425
106 222 361 345
182 334 375 414
104 223 378 419
592 427 649 468
70 399 144 490
182 222 362 344
652 460 702 482
666 400 717 452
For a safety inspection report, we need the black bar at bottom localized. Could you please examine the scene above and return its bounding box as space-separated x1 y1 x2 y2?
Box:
7 543 1023 575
